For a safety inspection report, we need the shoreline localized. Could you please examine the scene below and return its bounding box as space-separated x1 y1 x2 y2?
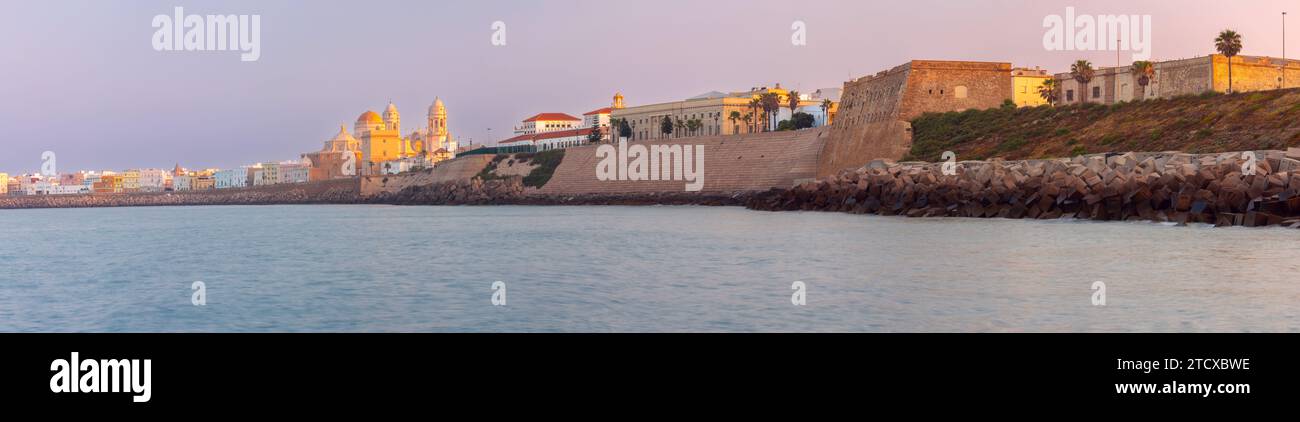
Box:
6 149 1300 229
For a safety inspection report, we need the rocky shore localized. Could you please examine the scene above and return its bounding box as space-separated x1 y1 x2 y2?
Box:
747 149 1300 228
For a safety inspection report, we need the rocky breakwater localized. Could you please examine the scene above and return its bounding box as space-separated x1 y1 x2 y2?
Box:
748 149 1300 228
372 177 528 205
0 179 361 209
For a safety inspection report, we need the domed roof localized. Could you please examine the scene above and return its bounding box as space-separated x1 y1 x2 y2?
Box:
384 102 399 115
357 110 382 124
429 97 445 114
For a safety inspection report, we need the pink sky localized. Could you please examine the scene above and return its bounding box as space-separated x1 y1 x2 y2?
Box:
0 0 1293 173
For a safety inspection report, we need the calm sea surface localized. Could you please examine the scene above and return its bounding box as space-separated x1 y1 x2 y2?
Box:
1 205 1297 332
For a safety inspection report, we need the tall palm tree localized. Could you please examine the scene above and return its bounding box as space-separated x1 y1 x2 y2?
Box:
741 113 753 134
787 90 801 122
1070 60 1095 104
674 118 686 138
748 98 761 133
1038 78 1060 104
760 92 780 132
820 99 833 126
728 111 741 134
1130 61 1154 100
1215 29 1243 93
686 119 702 137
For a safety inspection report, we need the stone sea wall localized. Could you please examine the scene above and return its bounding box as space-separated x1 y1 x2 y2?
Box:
368 177 750 206
0 178 360 209
748 149 1300 228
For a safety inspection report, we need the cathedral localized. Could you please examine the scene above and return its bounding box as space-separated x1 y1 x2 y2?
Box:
347 99 457 176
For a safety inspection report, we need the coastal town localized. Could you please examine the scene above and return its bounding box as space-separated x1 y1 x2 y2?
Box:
3 29 1299 224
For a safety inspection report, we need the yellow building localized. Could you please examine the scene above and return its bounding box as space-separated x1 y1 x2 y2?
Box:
121 170 141 192
0 173 8 195
1011 67 1052 107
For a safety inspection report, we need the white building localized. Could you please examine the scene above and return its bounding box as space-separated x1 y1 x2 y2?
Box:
215 168 248 189
513 113 582 135
174 174 193 191
278 163 310 184
137 168 170 192
582 107 612 129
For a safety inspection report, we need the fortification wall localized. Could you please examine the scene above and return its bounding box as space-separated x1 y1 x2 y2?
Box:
818 60 1011 177
534 128 827 195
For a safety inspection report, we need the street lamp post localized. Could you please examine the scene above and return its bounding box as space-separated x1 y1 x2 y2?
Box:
1284 12 1288 89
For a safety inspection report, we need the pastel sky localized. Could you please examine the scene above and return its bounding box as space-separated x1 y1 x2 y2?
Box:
0 0 1294 173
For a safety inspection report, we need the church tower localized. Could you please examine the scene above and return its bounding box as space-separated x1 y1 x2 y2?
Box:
383 102 401 132
427 98 447 142
613 92 625 109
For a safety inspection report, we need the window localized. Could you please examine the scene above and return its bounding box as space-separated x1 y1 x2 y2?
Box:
1092 86 1100 98
1066 90 1074 101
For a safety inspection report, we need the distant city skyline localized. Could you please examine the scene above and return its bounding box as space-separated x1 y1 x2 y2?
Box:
0 0 1294 173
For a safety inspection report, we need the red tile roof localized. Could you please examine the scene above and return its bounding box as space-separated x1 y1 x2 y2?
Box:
522 112 581 122
582 107 613 116
499 127 597 144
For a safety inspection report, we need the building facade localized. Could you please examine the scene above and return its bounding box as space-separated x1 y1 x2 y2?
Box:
1011 67 1052 107
1055 54 1300 106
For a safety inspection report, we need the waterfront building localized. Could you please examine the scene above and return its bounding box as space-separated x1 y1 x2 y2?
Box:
121 170 140 193
193 174 215 190
611 84 833 141
1054 54 1300 106
259 162 282 186
513 112 581 136
1011 67 1052 107
215 168 248 189
582 108 612 130
93 174 123 194
0 173 7 194
137 168 170 192
173 174 192 191
499 127 602 152
279 162 310 184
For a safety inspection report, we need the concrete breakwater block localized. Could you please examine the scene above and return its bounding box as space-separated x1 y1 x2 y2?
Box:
746 150 1300 228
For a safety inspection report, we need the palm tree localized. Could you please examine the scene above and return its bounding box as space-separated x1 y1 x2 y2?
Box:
1070 60 1095 104
787 90 801 122
728 111 741 134
686 119 702 137
741 112 753 134
760 92 781 132
820 99 833 126
748 98 761 133
673 118 686 138
1038 78 1060 104
1215 29 1243 93
1130 61 1154 100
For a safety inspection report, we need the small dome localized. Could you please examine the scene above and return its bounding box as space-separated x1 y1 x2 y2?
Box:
384 102 399 114
429 97 445 114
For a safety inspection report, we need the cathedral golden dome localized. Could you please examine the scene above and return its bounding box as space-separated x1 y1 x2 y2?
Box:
357 110 383 124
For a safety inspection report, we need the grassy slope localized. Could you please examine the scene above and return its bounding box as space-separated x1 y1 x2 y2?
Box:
905 88 1300 162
